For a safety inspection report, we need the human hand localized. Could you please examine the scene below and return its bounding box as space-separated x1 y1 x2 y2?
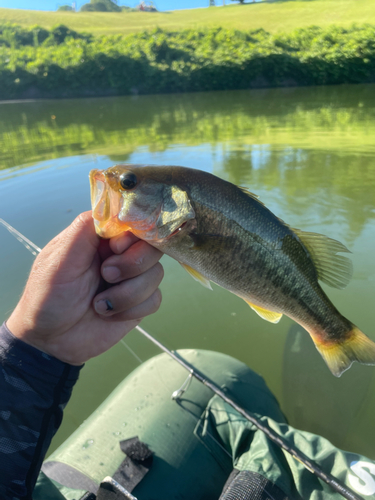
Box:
6 211 163 365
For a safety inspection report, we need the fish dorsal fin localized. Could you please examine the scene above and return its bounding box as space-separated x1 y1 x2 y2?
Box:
244 300 283 324
293 229 353 289
239 186 290 225
180 263 212 290
238 186 266 207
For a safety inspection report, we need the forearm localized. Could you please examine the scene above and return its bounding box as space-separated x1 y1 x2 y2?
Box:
0 322 82 500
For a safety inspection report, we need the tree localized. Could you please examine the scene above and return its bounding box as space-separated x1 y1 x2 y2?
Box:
57 4 73 10
96 0 121 8
80 0 122 12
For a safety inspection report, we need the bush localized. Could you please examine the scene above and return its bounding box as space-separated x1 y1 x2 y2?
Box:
57 5 73 10
0 23 85 47
0 23 49 47
49 24 80 43
2 24 375 99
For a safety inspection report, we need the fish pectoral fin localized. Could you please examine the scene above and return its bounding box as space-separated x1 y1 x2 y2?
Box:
245 300 283 324
180 263 212 290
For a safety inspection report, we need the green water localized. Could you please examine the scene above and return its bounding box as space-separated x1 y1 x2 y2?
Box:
0 85 374 462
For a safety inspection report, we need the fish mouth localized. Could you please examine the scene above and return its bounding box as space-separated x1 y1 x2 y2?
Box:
89 169 108 222
169 221 188 237
89 169 129 238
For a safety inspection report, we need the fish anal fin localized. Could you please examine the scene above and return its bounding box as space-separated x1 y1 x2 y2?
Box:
180 263 212 290
293 228 353 289
312 326 375 377
245 300 283 324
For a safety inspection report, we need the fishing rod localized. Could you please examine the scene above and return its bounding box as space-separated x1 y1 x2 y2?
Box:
0 218 364 500
136 325 362 500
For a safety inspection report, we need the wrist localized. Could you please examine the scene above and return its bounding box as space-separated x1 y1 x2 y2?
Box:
6 311 82 366
7 312 49 355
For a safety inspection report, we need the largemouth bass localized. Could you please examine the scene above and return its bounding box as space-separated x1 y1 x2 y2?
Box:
89 164 375 377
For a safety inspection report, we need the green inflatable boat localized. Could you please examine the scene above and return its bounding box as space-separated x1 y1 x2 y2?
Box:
34 349 375 500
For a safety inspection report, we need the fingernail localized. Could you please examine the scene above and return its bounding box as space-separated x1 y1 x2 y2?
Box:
95 299 114 315
102 266 121 282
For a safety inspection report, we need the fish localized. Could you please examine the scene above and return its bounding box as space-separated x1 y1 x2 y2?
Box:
89 164 375 377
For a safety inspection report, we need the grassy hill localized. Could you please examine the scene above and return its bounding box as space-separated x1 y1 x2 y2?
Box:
1 0 375 35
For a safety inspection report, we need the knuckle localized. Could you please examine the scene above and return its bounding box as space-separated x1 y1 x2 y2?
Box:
153 262 164 282
109 283 134 312
125 252 145 274
121 286 135 308
71 212 90 232
151 289 162 312
133 254 145 269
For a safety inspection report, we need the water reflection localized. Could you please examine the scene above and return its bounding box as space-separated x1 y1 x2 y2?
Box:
2 85 375 168
220 146 375 240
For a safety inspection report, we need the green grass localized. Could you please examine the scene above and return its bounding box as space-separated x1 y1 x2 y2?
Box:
1 0 375 35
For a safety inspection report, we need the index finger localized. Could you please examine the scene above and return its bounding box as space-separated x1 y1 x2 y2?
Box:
109 231 140 255
101 240 163 283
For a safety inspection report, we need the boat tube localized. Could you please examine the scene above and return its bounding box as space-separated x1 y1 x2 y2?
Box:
34 349 374 500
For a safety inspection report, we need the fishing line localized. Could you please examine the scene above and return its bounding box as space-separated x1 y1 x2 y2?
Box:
0 218 42 255
120 338 143 364
0 219 364 500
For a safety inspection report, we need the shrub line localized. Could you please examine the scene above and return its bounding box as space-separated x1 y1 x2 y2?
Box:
1 23 375 99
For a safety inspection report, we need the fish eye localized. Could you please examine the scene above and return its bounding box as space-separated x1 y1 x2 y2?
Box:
119 172 137 190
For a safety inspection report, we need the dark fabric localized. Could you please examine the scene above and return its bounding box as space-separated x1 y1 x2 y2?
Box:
0 322 82 499
42 461 99 494
119 437 153 463
219 470 290 500
97 478 137 500
220 469 241 497
79 493 96 500
113 437 153 492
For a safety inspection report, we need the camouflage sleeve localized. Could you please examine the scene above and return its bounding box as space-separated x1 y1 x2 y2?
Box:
0 322 83 500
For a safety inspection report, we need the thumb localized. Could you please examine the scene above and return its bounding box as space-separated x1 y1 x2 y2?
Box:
42 212 101 282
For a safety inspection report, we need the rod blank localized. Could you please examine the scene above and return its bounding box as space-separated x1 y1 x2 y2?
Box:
135 325 362 500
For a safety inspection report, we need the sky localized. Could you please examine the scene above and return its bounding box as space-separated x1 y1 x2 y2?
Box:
0 0 213 11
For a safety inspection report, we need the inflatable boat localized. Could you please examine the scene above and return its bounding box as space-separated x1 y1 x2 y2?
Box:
33 348 371 500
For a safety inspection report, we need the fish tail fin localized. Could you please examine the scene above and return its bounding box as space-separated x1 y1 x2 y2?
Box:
313 325 375 377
